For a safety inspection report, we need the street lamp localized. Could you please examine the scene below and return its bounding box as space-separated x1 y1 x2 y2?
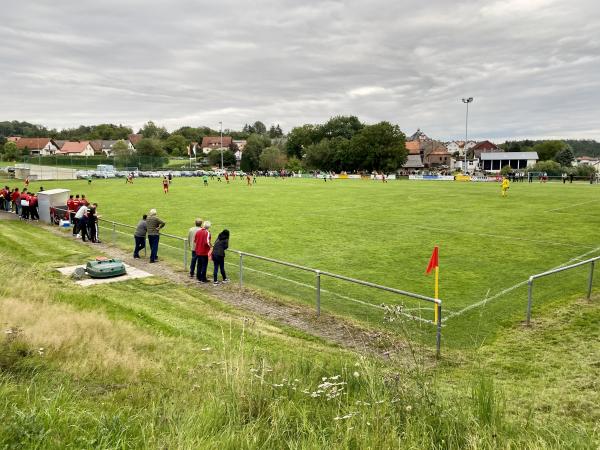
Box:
462 97 473 174
219 121 223 170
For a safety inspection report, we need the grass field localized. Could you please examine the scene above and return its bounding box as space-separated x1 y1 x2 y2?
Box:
6 176 600 349
1 220 598 448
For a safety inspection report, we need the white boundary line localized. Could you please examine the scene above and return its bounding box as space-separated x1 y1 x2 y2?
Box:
413 225 594 249
443 245 600 321
546 199 600 213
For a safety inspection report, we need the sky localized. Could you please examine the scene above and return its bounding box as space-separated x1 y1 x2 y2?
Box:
1 0 599 142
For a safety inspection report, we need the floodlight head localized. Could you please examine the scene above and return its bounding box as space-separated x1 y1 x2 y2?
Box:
462 97 473 103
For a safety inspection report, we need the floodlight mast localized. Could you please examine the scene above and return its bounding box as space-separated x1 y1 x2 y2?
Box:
462 97 473 174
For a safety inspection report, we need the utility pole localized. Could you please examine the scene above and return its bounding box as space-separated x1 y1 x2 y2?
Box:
462 97 473 174
219 121 223 170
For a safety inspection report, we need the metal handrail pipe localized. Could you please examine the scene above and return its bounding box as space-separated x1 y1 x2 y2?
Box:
320 270 441 305
530 256 600 280
231 249 318 273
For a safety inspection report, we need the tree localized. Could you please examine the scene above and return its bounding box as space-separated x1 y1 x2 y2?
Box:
268 124 284 138
259 146 287 170
554 146 575 167
321 115 363 140
285 124 321 158
164 134 189 156
500 165 513 176
112 140 132 157
348 122 407 172
241 133 270 172
2 141 19 160
532 140 568 161
286 157 303 172
208 149 236 167
253 121 267 135
135 138 165 157
528 160 562 176
139 121 169 139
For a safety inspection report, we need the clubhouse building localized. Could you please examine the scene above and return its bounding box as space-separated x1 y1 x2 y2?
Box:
480 152 539 172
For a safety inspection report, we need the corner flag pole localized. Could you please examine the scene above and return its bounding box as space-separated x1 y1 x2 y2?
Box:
425 246 440 323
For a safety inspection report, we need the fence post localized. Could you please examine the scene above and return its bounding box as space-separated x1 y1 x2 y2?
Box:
526 277 534 326
183 238 188 271
436 302 442 359
315 270 321 316
239 252 243 288
588 261 595 300
111 222 116 245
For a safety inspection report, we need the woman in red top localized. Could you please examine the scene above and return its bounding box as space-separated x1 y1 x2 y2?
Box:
194 221 212 283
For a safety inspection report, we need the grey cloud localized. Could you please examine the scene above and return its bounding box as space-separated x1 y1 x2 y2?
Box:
1 0 599 140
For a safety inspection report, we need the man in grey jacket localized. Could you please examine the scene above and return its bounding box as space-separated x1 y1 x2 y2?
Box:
146 209 165 263
133 214 147 258
188 218 203 277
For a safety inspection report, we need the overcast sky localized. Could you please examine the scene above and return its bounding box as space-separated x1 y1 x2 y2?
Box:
1 0 599 141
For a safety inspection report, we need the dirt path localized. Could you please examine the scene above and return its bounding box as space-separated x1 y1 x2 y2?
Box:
32 220 420 360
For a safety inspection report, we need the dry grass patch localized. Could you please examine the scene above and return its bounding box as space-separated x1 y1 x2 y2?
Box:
0 297 161 380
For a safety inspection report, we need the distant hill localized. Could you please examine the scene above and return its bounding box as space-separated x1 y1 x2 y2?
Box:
500 139 600 158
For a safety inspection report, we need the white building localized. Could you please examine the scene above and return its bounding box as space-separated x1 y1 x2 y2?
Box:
446 140 476 156
480 152 539 173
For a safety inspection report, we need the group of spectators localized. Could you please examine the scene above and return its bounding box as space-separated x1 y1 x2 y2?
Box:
133 211 230 285
67 194 100 243
0 185 41 220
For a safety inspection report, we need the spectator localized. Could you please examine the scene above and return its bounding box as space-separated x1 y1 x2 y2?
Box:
133 214 148 258
30 193 39 220
212 229 229 285
146 209 165 263
73 202 88 238
86 203 99 243
20 189 30 220
195 221 212 283
188 218 203 277
11 188 20 215
67 195 76 223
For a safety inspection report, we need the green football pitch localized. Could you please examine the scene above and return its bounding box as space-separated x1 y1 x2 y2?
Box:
14 176 600 348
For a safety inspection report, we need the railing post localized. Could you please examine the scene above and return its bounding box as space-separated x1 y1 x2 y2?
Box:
526 277 533 326
183 238 188 271
436 302 442 359
588 261 595 300
315 270 321 316
239 252 243 288
111 222 116 245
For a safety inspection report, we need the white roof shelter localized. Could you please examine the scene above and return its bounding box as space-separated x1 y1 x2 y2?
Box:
480 152 539 172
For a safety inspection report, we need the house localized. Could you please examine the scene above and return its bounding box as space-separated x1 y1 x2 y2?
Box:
128 134 143 147
58 141 95 156
422 141 451 168
233 139 246 151
575 156 600 170
201 136 233 154
7 136 21 143
407 129 430 142
445 140 476 156
480 152 539 173
405 140 420 155
90 139 135 157
470 140 500 159
15 138 59 156
402 154 425 170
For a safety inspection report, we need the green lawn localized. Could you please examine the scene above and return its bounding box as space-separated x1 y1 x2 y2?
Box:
7 176 600 349
1 220 598 448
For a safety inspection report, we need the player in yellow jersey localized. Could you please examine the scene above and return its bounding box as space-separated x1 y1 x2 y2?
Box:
501 176 510 197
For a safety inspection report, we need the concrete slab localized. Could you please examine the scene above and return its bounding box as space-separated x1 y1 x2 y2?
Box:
56 263 152 287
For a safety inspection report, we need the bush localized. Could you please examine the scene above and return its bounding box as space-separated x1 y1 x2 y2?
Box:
527 160 563 176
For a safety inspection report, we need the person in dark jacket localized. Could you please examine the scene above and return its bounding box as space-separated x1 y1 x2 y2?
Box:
133 215 147 258
212 229 229 285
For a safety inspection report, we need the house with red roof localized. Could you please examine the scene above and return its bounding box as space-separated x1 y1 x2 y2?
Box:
15 138 59 156
58 141 95 156
470 140 500 159
201 136 233 154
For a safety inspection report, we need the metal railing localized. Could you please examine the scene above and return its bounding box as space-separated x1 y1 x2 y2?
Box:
526 256 598 325
232 250 443 357
49 210 444 357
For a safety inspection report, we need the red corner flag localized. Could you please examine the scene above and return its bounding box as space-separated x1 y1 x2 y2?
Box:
425 246 439 274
